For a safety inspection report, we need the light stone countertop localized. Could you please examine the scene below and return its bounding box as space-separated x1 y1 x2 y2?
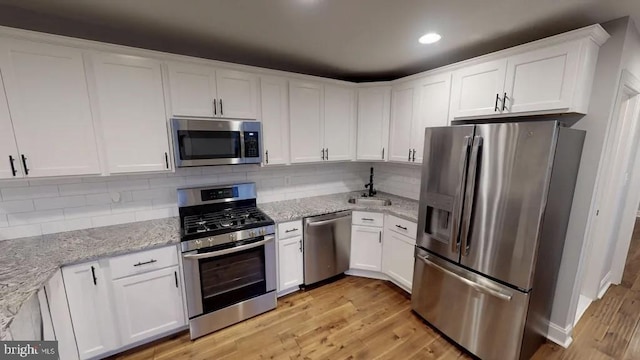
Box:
0 191 418 339
259 191 419 223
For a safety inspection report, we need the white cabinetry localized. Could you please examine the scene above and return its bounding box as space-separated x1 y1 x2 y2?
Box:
382 215 417 293
449 27 607 120
167 62 258 119
62 262 117 360
0 71 20 179
260 76 289 165
390 74 451 164
277 220 304 293
112 266 184 346
0 39 101 177
289 81 355 163
356 86 390 161
90 53 171 174
350 211 384 272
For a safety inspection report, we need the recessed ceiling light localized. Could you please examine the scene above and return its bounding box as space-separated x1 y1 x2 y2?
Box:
418 33 442 44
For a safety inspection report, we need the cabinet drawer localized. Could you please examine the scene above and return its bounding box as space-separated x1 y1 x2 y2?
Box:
351 211 384 227
109 246 178 280
278 220 303 240
386 215 417 241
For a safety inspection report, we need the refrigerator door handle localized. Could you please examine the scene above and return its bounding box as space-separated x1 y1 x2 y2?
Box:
460 136 483 256
450 136 472 253
416 253 512 301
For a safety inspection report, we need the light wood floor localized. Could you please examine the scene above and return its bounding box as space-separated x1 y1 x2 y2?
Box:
111 220 640 360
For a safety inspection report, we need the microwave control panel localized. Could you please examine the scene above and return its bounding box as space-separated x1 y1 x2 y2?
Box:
244 132 260 158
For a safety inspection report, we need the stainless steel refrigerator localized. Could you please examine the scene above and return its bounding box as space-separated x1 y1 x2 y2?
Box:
411 121 585 360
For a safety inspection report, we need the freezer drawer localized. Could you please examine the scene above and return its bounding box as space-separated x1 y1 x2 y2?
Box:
412 249 530 360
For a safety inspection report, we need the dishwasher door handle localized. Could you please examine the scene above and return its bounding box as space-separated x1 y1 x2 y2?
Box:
307 215 351 228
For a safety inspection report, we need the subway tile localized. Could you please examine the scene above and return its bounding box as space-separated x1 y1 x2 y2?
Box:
132 188 177 201
111 200 152 214
91 212 136 228
8 210 65 226
152 198 178 209
0 225 42 241
217 173 247 184
0 180 30 188
28 178 83 186
59 182 107 196
64 205 112 219
34 196 86 210
1 185 59 201
0 214 7 228
184 175 218 187
148 176 185 188
134 208 177 222
107 179 150 192
41 218 92 235
0 200 35 214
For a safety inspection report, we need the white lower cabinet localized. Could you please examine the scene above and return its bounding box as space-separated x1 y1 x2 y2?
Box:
62 262 118 360
112 266 185 346
350 224 383 272
382 229 416 292
56 246 185 360
278 236 304 291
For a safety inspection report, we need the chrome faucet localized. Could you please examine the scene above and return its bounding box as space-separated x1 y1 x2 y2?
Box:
364 167 376 197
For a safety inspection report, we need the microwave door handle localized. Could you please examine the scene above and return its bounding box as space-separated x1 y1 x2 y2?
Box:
449 135 472 254
460 136 483 256
239 128 246 162
182 236 275 260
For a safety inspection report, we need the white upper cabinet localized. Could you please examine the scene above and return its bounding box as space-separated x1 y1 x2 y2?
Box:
356 86 390 161
289 80 323 163
0 71 21 179
91 53 171 174
412 73 452 163
167 62 258 119
503 42 579 114
62 262 118 360
260 76 289 165
450 59 507 119
167 62 217 117
0 39 101 177
323 85 355 162
215 69 259 119
389 82 417 163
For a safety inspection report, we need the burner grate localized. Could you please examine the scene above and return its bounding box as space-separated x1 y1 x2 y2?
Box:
183 206 270 235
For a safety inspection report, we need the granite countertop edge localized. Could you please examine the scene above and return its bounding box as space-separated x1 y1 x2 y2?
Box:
0 191 418 339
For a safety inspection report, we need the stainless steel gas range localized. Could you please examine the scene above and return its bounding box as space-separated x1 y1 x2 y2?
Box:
178 183 276 339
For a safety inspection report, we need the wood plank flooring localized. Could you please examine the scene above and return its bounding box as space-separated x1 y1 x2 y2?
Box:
111 219 640 359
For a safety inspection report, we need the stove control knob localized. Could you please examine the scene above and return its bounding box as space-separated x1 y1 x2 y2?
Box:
249 230 255 237
208 238 214 245
260 228 266 235
229 234 236 241
195 239 202 247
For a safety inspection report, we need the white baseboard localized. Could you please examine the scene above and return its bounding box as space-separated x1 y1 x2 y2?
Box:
598 272 613 299
345 269 389 281
637 210 640 217
547 322 573 348
277 286 300 298
574 295 592 325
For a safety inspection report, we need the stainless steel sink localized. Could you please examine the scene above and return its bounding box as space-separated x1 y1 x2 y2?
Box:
348 197 392 206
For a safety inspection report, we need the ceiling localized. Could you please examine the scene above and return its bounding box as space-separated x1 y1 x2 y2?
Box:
0 0 638 81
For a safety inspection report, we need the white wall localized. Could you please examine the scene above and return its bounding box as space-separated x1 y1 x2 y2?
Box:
0 162 370 241
549 17 634 342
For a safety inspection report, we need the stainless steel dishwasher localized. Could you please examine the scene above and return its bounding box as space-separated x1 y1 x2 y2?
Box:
303 211 352 286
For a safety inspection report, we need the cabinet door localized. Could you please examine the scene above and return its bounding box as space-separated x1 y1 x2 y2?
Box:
504 42 578 114
0 70 21 179
0 40 100 177
289 81 323 163
260 76 289 165
278 236 304 290
356 86 390 161
389 82 416 163
167 62 216 117
450 59 507 119
62 262 117 360
91 53 171 174
323 85 355 161
382 229 416 291
215 69 259 119
112 266 185 346
412 73 452 164
350 225 383 271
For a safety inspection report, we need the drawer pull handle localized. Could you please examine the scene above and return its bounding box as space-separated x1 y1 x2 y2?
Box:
285 228 299 233
91 266 97 286
362 218 374 221
134 259 157 267
395 225 408 230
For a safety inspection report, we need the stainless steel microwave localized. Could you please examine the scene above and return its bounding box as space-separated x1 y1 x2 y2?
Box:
171 118 262 167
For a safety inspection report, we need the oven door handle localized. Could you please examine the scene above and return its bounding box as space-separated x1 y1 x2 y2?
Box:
182 236 275 260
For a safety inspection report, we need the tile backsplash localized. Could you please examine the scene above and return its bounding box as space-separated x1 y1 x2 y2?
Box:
0 162 371 241
373 162 422 200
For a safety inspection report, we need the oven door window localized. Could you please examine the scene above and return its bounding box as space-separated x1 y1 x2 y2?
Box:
199 245 266 314
177 130 241 160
